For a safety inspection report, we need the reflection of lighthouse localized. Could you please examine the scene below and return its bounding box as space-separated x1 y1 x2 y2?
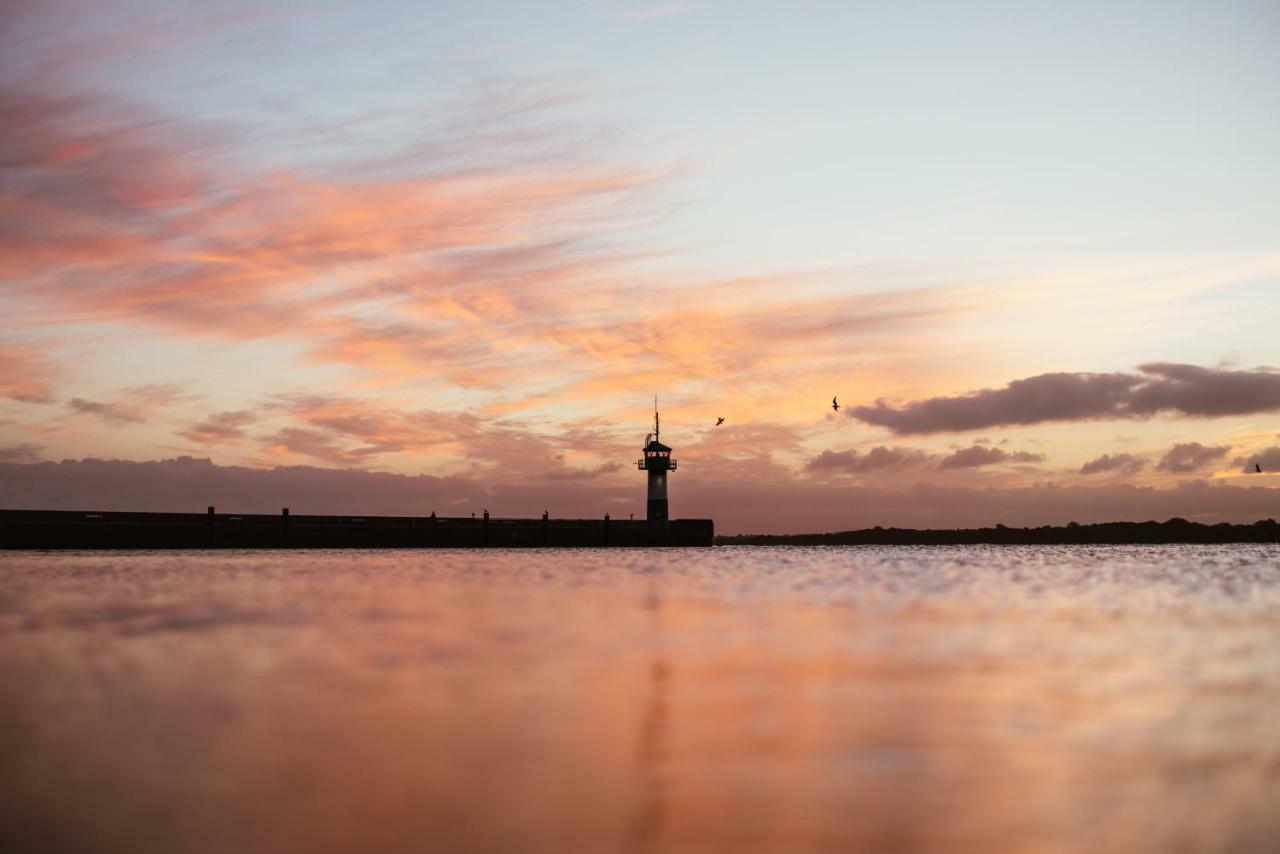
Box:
637 401 676 524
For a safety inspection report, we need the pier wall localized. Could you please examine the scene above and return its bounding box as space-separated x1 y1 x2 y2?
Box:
0 509 714 550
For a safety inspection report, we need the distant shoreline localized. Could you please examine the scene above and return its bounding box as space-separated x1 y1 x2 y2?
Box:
717 518 1280 546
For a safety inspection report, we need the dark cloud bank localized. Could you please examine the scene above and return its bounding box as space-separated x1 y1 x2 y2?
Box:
4 456 1278 535
851 363 1280 435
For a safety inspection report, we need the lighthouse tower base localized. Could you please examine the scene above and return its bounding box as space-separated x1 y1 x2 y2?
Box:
647 471 669 523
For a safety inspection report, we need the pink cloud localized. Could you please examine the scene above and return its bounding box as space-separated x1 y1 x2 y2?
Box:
65 384 188 424
247 394 613 479
0 342 60 403
67 398 144 424
261 427 376 466
3 74 989 422
2 77 654 336
180 410 258 445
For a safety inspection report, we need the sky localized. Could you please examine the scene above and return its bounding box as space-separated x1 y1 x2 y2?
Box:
2 0 1279 533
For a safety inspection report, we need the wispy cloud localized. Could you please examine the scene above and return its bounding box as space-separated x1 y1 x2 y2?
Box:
253 393 593 478
1 76 658 340
545 462 623 480
67 398 145 424
625 4 690 22
65 384 188 424
3 70 989 423
181 410 258 445
261 427 373 465
0 342 60 403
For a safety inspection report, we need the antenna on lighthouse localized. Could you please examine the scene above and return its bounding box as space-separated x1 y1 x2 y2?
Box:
654 395 659 442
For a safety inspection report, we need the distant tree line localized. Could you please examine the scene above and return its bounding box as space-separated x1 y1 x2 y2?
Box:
717 518 1280 546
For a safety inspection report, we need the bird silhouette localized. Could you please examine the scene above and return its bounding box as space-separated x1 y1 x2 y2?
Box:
831 396 840 412
1257 463 1263 473
715 417 725 426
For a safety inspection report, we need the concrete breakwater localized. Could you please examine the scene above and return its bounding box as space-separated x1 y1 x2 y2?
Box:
0 508 714 549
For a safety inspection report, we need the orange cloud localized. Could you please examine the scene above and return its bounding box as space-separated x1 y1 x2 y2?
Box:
180 410 258 445
4 76 991 428
64 384 189 424
0 342 61 404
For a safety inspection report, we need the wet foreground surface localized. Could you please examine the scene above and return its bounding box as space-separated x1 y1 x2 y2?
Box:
2 545 1279 853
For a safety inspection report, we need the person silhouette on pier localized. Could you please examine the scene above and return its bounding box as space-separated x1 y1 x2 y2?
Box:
1257 463 1264 473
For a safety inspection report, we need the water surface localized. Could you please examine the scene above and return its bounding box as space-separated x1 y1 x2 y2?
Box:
2 545 1278 853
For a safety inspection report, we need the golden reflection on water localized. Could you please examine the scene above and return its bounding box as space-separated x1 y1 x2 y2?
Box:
2 546 1279 853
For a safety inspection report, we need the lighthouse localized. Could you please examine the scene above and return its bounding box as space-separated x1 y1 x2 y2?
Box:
637 402 677 524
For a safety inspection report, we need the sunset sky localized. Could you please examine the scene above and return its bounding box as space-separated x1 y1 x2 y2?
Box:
3 0 1279 532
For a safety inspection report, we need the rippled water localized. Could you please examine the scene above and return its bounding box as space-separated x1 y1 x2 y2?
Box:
2 545 1279 853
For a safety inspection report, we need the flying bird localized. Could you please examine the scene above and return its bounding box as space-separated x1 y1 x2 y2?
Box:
715 417 725 426
1257 463 1263 473
831 396 840 412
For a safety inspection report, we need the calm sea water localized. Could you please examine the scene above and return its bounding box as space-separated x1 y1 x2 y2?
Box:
2 545 1279 854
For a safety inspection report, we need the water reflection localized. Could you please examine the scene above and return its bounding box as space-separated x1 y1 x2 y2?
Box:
628 583 670 851
1 545 1278 853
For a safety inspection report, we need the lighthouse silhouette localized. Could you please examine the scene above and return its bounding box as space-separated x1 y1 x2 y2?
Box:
637 398 676 524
